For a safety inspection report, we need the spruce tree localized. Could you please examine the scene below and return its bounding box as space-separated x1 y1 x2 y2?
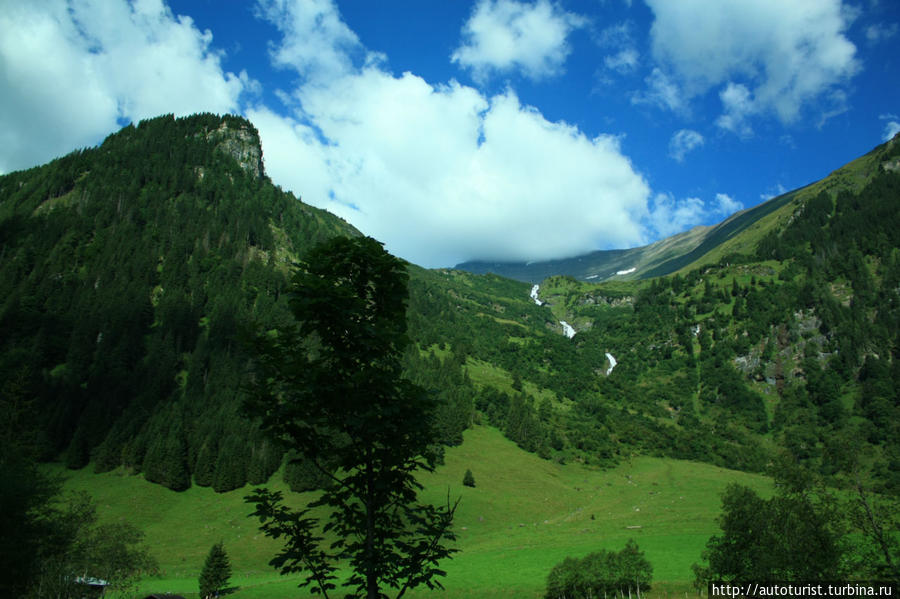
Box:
463 469 476 488
199 541 231 599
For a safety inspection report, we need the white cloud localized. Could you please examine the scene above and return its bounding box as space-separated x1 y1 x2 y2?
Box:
451 0 587 82
716 83 755 137
866 22 898 44
879 114 900 142
760 183 788 201
647 193 707 237
252 75 651 266
644 0 858 131
604 48 638 74
255 0 363 81
0 0 246 174
632 68 685 112
668 129 704 162
598 22 639 74
598 22 632 47
648 191 741 237
883 119 900 142
715 193 742 216
254 0 652 267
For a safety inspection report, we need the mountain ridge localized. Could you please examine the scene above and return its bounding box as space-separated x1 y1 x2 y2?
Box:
455 132 900 283
3 114 899 505
0 113 364 491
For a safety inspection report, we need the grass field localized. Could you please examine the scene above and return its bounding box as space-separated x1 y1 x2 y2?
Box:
58 426 772 598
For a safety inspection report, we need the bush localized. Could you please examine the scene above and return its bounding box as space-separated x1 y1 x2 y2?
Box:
463 469 476 488
545 539 652 599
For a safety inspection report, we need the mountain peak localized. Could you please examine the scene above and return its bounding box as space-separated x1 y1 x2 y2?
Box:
202 117 264 179
117 113 265 179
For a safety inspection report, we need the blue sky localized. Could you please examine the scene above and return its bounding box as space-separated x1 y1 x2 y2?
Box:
2 0 898 268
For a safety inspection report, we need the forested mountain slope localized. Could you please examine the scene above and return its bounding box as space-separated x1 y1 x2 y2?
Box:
0 114 558 492
0 114 362 491
2 114 899 502
503 135 900 495
415 134 900 495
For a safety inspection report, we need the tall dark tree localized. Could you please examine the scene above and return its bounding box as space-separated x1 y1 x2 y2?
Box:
199 541 232 599
692 482 847 585
0 370 159 598
245 236 458 599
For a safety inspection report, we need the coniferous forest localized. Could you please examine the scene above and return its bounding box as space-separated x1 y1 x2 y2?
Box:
2 113 899 592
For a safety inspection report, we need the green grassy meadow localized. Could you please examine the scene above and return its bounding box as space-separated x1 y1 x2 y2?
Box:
59 426 772 598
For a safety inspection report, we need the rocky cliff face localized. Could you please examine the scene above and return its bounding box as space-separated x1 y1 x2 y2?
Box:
206 120 264 179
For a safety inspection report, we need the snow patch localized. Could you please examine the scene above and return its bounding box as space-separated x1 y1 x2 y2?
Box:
615 267 636 276
560 321 576 338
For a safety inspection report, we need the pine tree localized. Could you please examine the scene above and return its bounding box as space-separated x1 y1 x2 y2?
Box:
463 469 476 488
199 541 231 599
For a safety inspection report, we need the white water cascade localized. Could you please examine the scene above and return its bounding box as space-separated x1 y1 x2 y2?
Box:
530 284 575 338
530 284 544 306
605 352 618 375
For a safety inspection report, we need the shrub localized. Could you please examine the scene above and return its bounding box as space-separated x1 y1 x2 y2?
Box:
545 539 652 599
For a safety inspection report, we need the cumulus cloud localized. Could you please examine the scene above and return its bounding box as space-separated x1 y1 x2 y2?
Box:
644 0 858 131
251 77 651 266
256 0 363 80
251 0 653 267
647 193 707 237
715 193 742 216
0 0 247 174
716 83 756 137
881 114 900 141
451 0 587 82
648 192 742 237
668 129 704 162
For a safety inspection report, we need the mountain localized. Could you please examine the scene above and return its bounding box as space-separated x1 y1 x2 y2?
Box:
455 137 898 283
0 114 362 491
406 132 900 495
455 225 710 283
2 115 899 505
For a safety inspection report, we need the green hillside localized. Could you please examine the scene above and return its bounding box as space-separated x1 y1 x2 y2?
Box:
4 113 898 493
4 115 899 596
58 425 771 598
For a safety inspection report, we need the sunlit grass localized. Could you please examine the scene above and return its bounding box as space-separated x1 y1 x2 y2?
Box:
59 426 771 598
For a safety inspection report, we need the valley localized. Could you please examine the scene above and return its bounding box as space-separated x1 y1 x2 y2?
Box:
58 426 771 598
2 113 898 597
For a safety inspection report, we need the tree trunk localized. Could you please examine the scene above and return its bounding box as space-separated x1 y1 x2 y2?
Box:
366 452 377 599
